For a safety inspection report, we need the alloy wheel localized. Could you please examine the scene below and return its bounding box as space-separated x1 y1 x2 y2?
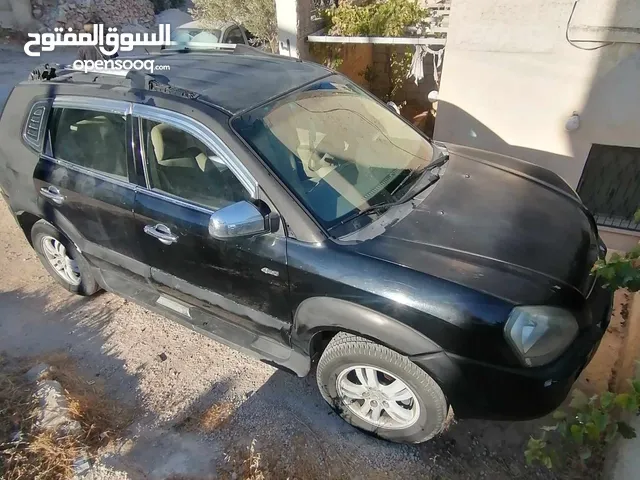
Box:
40 236 82 286
336 365 420 430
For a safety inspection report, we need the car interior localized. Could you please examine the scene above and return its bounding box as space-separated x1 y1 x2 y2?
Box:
51 108 128 179
144 121 249 210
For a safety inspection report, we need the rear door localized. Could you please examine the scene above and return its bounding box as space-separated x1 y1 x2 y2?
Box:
130 103 293 358
33 96 148 284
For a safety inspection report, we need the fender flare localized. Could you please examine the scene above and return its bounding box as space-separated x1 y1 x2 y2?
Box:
293 297 441 356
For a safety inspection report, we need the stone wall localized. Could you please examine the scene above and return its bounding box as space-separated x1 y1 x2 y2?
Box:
31 0 155 31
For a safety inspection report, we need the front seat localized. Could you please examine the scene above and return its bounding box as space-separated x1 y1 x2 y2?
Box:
150 123 204 169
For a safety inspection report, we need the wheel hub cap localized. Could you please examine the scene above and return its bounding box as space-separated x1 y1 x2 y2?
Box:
41 236 81 286
336 365 420 430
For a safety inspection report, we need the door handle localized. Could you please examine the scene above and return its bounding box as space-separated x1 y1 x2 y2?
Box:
39 186 65 205
144 223 178 245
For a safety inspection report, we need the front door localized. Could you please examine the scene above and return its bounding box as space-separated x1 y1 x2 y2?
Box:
32 97 148 283
131 105 293 357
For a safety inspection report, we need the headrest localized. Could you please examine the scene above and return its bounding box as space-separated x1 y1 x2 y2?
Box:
150 123 194 162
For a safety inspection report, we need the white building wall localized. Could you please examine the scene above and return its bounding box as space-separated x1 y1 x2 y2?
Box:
434 0 640 189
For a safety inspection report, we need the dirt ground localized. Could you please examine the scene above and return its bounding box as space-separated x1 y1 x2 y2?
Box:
0 45 626 480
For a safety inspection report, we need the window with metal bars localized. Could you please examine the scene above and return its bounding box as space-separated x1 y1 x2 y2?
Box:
577 144 640 231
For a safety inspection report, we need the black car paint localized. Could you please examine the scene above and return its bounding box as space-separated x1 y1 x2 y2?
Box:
0 66 613 421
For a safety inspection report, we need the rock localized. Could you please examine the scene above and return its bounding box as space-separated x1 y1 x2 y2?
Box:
33 8 42 19
26 363 51 382
73 450 93 478
159 352 167 362
35 380 81 434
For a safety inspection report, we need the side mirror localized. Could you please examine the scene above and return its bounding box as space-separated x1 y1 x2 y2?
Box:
208 201 278 240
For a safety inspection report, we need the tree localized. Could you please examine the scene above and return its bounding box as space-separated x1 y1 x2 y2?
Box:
191 0 279 53
592 209 640 292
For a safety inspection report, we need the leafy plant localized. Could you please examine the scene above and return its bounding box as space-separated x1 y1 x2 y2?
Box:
360 64 378 87
525 368 640 469
388 47 411 101
325 0 429 37
592 208 640 292
191 0 278 52
309 43 344 70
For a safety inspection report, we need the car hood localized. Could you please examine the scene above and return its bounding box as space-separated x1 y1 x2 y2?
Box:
351 144 600 305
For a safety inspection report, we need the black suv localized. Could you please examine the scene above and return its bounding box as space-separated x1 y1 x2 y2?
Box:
0 49 612 443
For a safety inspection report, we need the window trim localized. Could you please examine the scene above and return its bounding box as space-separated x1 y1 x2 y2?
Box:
132 103 258 198
47 96 133 185
53 96 131 116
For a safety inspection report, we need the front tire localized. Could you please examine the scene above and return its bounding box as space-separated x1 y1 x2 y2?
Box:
317 332 448 443
31 220 100 296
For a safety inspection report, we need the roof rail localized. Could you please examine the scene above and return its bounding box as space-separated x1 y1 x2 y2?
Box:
27 64 201 100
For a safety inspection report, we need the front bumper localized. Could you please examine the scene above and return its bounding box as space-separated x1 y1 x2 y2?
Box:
412 280 614 420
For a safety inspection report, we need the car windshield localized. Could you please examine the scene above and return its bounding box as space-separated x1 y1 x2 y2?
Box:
232 77 435 232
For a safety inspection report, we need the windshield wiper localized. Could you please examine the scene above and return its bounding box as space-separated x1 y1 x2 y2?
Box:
328 171 442 233
327 199 405 232
388 168 423 199
397 168 442 203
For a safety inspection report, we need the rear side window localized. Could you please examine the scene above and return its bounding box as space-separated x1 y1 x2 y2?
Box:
48 108 128 180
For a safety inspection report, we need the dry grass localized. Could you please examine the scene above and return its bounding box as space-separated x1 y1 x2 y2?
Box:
177 401 236 434
0 356 79 479
221 439 267 480
218 436 354 480
0 353 134 480
38 352 134 450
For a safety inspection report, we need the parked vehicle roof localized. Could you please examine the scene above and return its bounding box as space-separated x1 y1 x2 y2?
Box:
175 20 234 30
150 52 331 113
34 51 332 115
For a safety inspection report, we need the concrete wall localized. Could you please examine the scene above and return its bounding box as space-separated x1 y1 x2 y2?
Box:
434 0 640 190
276 0 320 59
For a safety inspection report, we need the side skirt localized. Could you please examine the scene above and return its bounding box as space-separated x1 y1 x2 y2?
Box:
92 267 310 377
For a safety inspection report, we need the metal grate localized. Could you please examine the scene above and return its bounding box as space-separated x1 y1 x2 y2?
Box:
577 144 640 231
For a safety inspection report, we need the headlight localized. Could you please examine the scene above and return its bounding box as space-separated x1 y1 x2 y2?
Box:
504 306 578 367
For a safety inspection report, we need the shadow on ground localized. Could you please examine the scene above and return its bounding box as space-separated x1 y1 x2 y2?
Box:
0 288 596 480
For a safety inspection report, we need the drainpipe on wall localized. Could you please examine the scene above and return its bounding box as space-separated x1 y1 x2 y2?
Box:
275 0 316 60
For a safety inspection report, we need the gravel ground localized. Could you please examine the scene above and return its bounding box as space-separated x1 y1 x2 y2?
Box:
0 45 599 480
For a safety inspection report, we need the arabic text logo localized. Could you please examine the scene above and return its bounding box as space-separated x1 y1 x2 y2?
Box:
24 24 171 57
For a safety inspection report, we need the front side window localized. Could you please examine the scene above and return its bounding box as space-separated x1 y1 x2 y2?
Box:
49 107 128 179
140 119 250 210
232 77 435 232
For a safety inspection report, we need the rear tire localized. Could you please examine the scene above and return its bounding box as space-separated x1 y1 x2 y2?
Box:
31 220 100 296
317 332 448 443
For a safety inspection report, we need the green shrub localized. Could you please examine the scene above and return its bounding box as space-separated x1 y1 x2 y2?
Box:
325 0 428 36
191 0 278 52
